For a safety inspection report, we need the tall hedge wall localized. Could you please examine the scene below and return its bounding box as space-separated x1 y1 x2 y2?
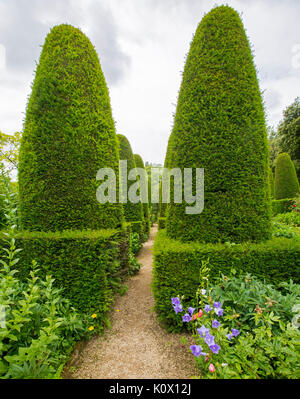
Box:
165 5 271 243
117 134 144 223
18 24 123 232
274 153 300 200
133 153 150 236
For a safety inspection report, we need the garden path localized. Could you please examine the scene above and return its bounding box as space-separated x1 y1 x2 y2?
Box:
67 225 197 379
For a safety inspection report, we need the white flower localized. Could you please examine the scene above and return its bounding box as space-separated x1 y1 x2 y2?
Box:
201 289 206 295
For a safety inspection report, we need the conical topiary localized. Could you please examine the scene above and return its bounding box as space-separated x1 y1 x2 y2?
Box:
274 153 300 200
18 24 123 231
117 135 144 223
133 154 150 235
166 5 272 243
269 167 275 199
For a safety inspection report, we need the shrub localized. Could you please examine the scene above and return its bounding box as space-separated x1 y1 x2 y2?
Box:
165 5 271 243
133 154 150 237
117 135 144 225
274 153 300 200
269 167 275 199
274 212 300 227
272 198 295 215
153 230 300 331
158 217 166 230
0 227 130 329
18 24 123 232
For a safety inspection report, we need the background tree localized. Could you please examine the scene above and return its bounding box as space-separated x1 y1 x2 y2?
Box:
277 97 300 180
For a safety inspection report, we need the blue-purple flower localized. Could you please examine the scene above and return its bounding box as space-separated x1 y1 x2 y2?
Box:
214 307 224 316
204 304 211 313
197 325 210 338
182 313 191 322
190 345 206 358
209 344 220 354
187 307 196 316
204 333 215 346
213 301 222 308
226 333 232 340
232 328 240 337
171 297 181 306
173 304 183 314
212 319 220 329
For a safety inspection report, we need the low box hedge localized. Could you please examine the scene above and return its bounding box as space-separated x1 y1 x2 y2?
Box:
153 230 300 331
0 226 130 328
272 199 295 215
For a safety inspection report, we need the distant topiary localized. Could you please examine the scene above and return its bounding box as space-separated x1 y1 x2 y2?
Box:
269 167 275 199
117 135 144 223
18 24 123 231
166 5 272 243
274 153 300 200
133 153 150 235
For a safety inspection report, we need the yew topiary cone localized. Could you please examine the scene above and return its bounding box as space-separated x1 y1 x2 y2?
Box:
166 5 272 243
19 24 123 231
133 153 150 234
274 153 300 200
117 135 144 223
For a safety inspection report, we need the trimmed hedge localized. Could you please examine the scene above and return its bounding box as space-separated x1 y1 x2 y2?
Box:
158 217 166 230
117 135 144 224
165 5 271 243
0 227 130 327
18 24 123 232
274 153 300 200
153 229 300 331
133 153 150 237
130 220 145 241
272 198 295 215
269 167 275 199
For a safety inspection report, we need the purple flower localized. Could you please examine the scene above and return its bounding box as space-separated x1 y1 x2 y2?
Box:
171 297 181 306
212 319 220 329
232 328 240 337
173 304 183 314
209 344 221 354
204 304 211 313
214 307 224 316
204 333 215 346
190 345 205 358
187 307 196 315
213 301 222 308
197 325 210 338
182 313 191 322
226 333 232 340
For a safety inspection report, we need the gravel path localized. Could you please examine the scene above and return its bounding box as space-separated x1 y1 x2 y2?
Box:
68 225 197 379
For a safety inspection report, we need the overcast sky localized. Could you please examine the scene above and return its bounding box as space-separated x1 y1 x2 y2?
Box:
0 0 299 164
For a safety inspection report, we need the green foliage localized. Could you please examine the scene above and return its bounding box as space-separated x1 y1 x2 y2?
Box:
18 24 123 232
133 154 150 238
130 220 145 241
153 230 300 331
274 153 300 200
173 272 300 379
165 5 271 243
269 167 275 199
274 211 300 227
130 232 142 255
0 177 89 379
117 135 144 224
158 217 166 230
272 198 295 215
0 227 130 329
